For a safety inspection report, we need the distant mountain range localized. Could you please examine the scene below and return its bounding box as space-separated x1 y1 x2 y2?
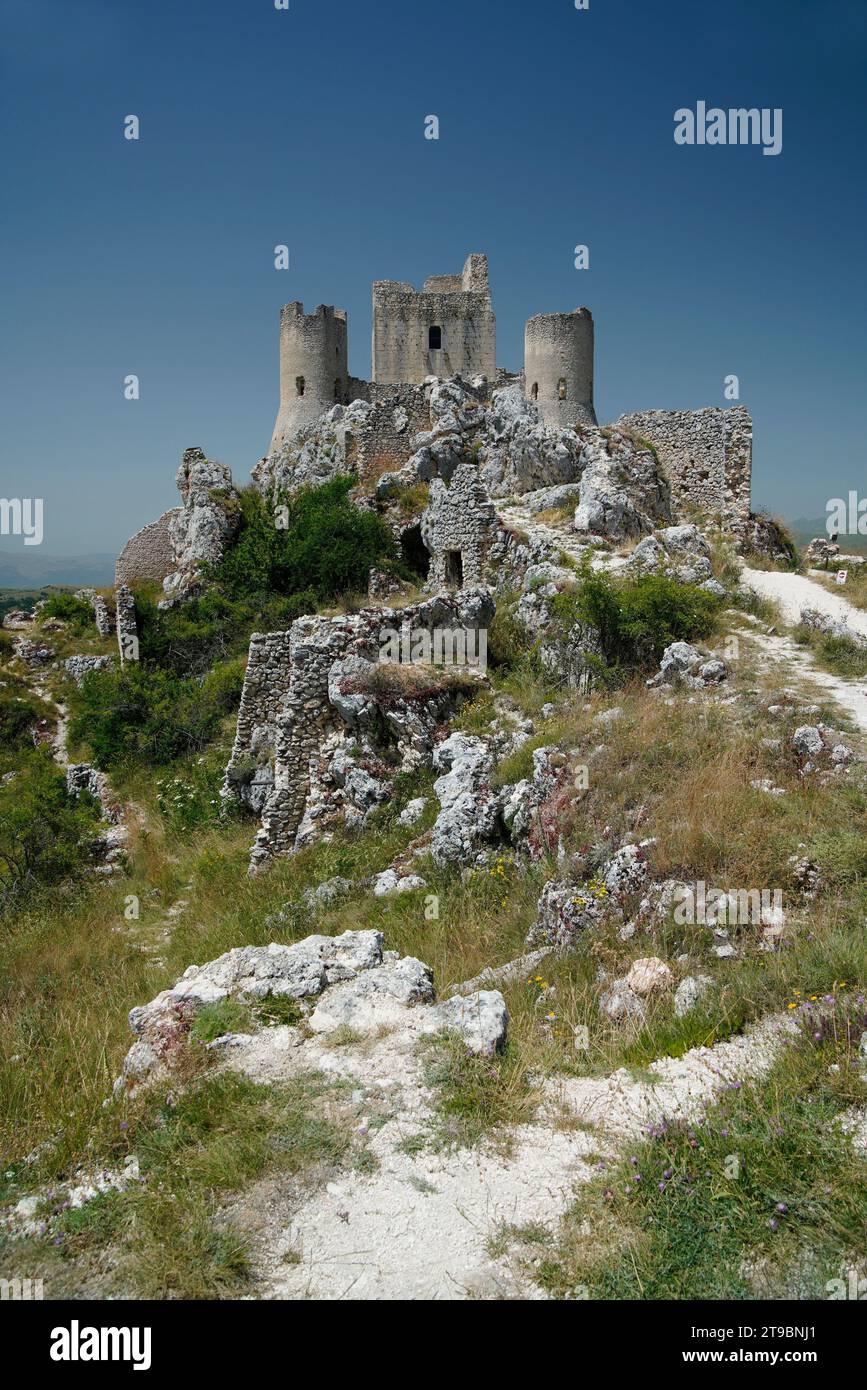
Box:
768 516 867 556
0 552 115 588
786 516 831 543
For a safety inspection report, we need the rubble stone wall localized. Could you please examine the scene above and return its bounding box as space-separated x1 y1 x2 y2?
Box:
421 462 500 590
615 406 752 520
115 510 180 586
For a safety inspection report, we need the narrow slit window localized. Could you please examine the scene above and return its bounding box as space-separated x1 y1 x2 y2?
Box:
558 377 567 400
429 325 442 350
295 376 305 397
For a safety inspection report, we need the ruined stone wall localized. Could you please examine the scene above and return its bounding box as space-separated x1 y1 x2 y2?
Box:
227 591 493 871
372 254 496 385
115 585 138 665
115 510 180 586
249 616 353 869
421 462 499 590
223 631 294 812
75 587 113 637
351 383 431 478
615 406 752 520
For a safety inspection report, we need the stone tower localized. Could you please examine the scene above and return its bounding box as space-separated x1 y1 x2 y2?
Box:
524 308 596 430
371 253 496 385
269 302 349 454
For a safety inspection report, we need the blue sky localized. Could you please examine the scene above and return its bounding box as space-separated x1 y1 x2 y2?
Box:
2 0 866 558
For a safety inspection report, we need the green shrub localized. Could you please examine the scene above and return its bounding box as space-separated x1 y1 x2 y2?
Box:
0 751 101 912
488 590 533 670
39 592 94 632
551 571 720 674
0 680 48 752
214 479 398 601
155 767 223 834
69 664 232 771
136 590 315 677
793 626 867 680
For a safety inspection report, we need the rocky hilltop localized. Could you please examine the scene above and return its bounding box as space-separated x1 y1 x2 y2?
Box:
2 357 866 1304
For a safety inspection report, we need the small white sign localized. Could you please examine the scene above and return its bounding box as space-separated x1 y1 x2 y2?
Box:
836 569 848 585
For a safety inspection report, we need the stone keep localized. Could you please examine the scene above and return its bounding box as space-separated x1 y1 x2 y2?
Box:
524 309 596 429
371 253 496 385
269 302 349 454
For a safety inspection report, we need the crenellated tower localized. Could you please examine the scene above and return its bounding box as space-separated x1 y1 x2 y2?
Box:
269 302 349 454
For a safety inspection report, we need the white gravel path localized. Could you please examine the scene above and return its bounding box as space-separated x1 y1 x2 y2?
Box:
224 1007 799 1300
738 567 867 733
740 566 867 638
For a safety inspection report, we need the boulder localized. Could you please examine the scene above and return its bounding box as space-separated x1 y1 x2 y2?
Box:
421 990 509 1055
626 957 673 996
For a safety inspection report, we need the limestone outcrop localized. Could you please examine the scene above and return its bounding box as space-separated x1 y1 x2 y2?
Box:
116 929 508 1093
161 449 241 602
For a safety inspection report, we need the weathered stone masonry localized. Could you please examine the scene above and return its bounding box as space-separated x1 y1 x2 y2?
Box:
115 509 180 587
372 253 497 386
115 585 139 665
225 590 494 871
223 630 294 813
524 309 596 430
421 462 499 590
616 406 751 521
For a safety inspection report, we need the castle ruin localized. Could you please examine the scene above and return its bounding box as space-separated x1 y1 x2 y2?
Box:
115 250 755 603
267 253 599 456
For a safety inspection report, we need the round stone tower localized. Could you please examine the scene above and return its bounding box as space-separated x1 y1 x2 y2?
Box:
269 302 349 454
524 308 596 430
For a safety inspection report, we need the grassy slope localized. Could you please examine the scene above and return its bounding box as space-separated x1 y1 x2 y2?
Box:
2 582 866 1298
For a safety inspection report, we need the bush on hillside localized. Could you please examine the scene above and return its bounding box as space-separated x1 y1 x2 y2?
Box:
0 750 101 913
214 479 399 601
135 589 316 677
0 679 51 754
551 571 720 673
69 660 244 772
39 592 95 632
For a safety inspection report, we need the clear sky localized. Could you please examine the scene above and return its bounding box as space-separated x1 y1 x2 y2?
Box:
2 0 866 559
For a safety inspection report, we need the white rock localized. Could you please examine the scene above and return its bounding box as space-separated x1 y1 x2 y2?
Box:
398 797 428 826
308 957 435 1035
674 975 714 1018
421 990 509 1055
626 957 673 996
